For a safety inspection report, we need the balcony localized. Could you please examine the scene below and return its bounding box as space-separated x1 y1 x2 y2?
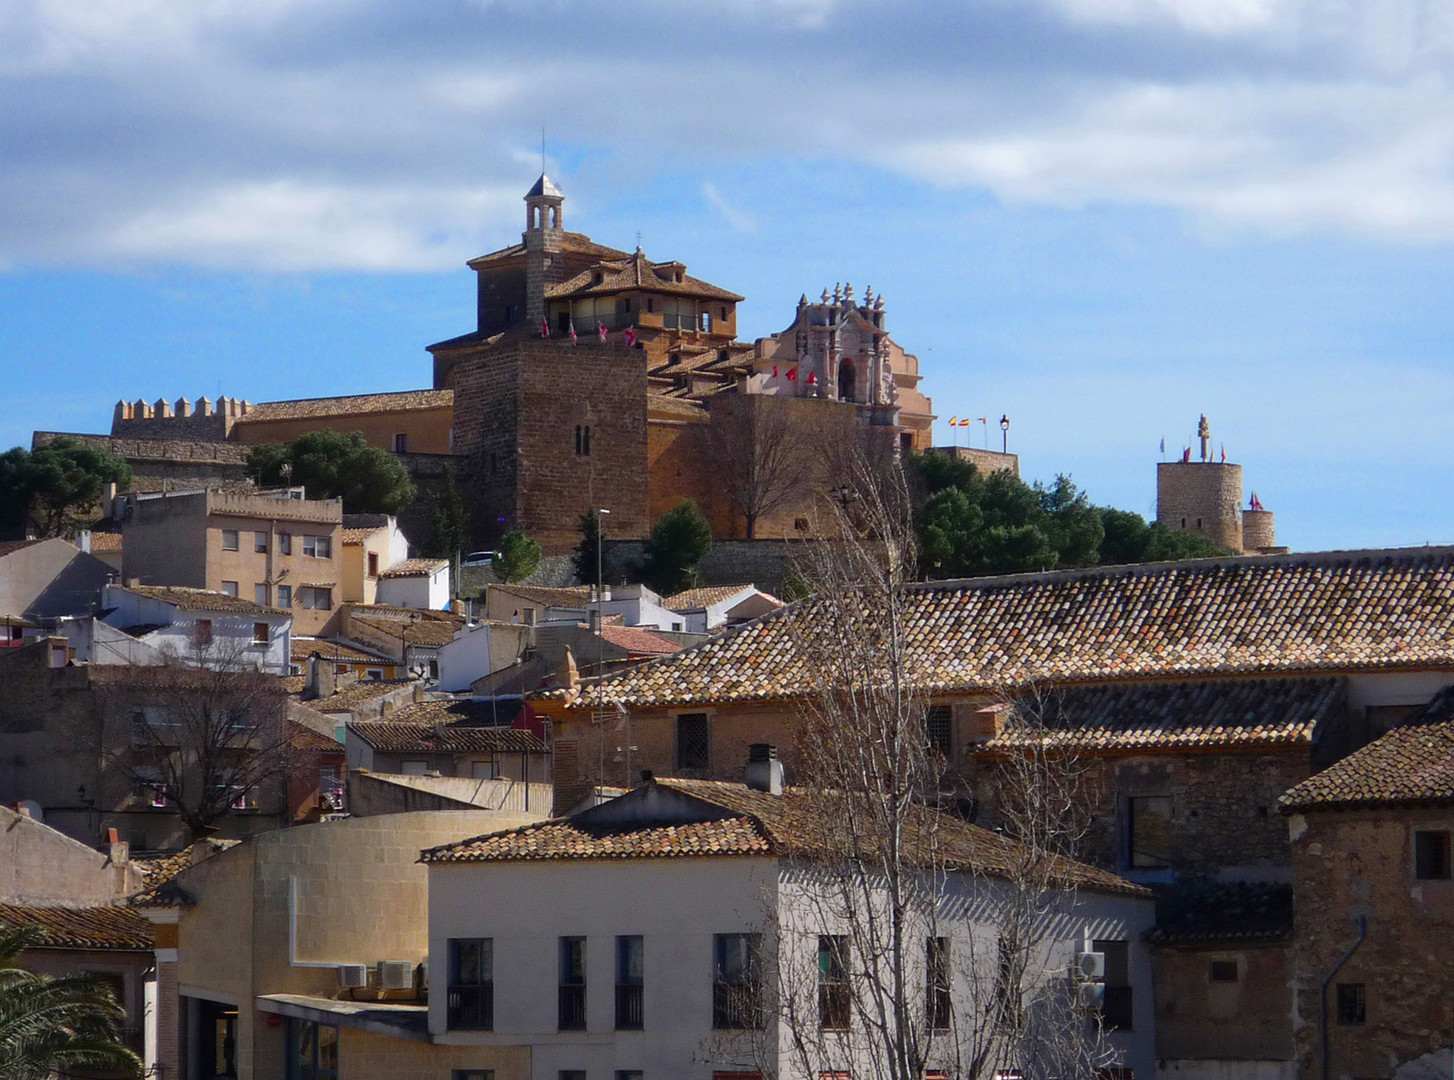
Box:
819 983 851 1030
1101 985 1133 1031
615 983 643 1030
558 984 587 1030
446 983 493 1031
712 980 763 1030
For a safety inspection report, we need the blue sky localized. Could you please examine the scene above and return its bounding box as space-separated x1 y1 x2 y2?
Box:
3 0 1453 552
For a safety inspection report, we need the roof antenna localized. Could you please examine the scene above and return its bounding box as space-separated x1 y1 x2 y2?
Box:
541 127 545 175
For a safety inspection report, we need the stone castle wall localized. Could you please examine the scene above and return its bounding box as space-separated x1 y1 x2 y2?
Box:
1157 461 1244 551
1242 508 1277 551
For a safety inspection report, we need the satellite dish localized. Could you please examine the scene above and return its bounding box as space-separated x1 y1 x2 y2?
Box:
17 800 42 823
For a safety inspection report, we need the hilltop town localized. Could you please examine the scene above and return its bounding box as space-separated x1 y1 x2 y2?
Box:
0 176 1448 1080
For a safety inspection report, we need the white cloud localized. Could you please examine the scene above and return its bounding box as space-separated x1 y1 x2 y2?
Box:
702 182 758 234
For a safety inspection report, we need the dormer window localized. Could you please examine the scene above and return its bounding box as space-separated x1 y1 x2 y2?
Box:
593 271 603 285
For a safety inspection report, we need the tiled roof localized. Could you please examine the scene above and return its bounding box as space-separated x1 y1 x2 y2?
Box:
599 623 682 657
422 778 1145 896
340 527 383 544
1146 881 1294 945
131 840 241 888
0 904 154 951
646 395 709 420
86 532 123 553
350 616 457 648
579 548 1454 710
290 719 342 753
490 584 592 607
348 698 547 752
1280 688 1454 811
291 637 393 664
981 677 1344 752
544 249 744 303
297 678 417 712
118 585 284 617
238 389 452 423
468 232 630 267
664 585 758 611
0 539 45 559
379 558 449 579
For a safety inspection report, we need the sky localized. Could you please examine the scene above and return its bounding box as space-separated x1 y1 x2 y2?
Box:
3 0 1454 553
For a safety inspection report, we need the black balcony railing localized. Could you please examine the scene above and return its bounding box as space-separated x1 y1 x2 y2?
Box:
712 980 764 1030
1102 985 1133 1031
819 983 851 1030
447 983 493 1030
559 983 587 1030
615 983 644 1029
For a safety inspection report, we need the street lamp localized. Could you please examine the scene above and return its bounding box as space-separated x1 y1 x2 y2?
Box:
595 508 610 641
999 414 1010 454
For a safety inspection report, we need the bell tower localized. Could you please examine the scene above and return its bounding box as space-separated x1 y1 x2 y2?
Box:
524 174 565 325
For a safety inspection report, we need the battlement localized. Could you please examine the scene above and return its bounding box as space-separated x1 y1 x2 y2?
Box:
111 396 253 441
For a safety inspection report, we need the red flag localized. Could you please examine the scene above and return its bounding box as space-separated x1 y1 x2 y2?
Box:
1220 444 1226 463
598 320 608 343
806 371 817 386
623 327 636 348
1250 492 1264 512
540 317 550 339
786 366 797 381
1182 447 1191 462
959 418 972 427
772 365 779 378
569 318 577 345
976 417 988 423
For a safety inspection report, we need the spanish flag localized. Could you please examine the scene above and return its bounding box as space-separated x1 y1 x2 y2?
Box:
950 416 958 426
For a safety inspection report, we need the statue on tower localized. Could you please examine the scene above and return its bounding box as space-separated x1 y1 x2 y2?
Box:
1198 414 1211 463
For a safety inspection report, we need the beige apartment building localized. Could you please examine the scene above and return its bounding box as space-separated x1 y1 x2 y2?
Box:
119 488 343 636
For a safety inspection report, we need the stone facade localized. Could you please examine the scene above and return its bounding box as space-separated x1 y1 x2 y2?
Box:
1288 806 1454 1080
1157 461 1245 551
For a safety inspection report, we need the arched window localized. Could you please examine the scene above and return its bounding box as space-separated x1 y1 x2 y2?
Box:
838 359 856 402
575 425 591 457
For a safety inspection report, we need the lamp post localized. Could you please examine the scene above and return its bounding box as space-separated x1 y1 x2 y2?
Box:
596 508 610 790
999 414 1010 454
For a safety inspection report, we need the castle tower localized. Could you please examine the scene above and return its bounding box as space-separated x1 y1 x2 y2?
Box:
1241 495 1277 553
1156 414 1244 551
523 173 565 325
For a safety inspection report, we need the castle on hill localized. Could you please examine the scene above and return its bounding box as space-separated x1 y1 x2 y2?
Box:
1157 414 1284 555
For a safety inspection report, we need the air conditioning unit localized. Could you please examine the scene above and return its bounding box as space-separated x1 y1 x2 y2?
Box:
337 964 368 989
1072 951 1105 981
1077 980 1106 1010
377 960 414 990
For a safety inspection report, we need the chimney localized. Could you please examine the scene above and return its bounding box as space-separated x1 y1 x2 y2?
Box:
970 703 1009 743
304 653 336 701
107 829 130 867
745 743 783 795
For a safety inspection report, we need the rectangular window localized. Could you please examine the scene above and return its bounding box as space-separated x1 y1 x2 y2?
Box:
713 933 762 1029
254 531 268 553
992 934 1022 1030
1208 960 1239 983
279 533 293 555
1094 939 1132 1032
299 587 333 611
1128 795 1174 869
1415 830 1452 880
221 529 239 551
194 619 213 647
721 306 729 321
290 1019 339 1080
454 1072 494 1080
220 580 239 598
401 760 428 776
925 705 953 755
368 552 380 578
926 937 951 1030
471 759 498 780
1336 982 1365 1025
818 935 850 1030
560 1073 587 1080
447 939 493 1031
676 713 709 771
617 1073 644 1080
254 584 268 607
700 311 712 332
616 935 644 1030
253 622 269 644
559 937 587 1031
276 584 292 608
303 535 332 558
393 433 408 453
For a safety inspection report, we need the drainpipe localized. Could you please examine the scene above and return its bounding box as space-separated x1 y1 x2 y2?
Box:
1319 915 1367 1080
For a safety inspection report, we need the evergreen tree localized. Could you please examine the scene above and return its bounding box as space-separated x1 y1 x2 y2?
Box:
0 438 132 538
642 499 713 595
493 531 542 584
247 431 416 514
426 472 468 559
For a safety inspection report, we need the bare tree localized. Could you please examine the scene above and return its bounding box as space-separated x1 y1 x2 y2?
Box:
710 444 1119 1080
699 395 814 539
93 645 297 841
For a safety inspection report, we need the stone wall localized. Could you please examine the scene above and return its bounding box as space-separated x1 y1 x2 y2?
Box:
1157 461 1244 551
1153 943 1296 1063
1289 806 1454 1079
927 445 1021 478
33 431 250 494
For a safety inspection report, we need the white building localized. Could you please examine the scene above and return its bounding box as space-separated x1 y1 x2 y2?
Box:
376 557 451 611
100 583 292 675
662 584 783 633
423 764 1156 1079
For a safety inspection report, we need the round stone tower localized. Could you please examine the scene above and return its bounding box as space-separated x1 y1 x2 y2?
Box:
1241 506 1276 552
1155 415 1244 551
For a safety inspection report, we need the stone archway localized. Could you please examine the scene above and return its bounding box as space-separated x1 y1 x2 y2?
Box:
838 358 857 402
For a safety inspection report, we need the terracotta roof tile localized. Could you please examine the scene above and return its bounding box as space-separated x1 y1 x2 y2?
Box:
599 623 682 657
379 558 449 579
1146 881 1294 944
1280 688 1454 811
488 584 592 607
0 539 46 559
544 250 743 303
238 390 451 423
0 904 154 950
347 711 548 753
664 585 763 611
295 678 417 712
982 677 1344 752
118 585 284 617
340 527 383 545
579 548 1454 710
86 532 123 552
291 637 394 664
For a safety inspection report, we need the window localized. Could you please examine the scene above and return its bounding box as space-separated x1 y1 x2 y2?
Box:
1208 960 1239 983
276 584 292 608
221 529 239 551
616 935 644 1030
676 713 709 771
818 936 851 1030
368 552 379 578
393 433 408 453
253 623 269 644
193 619 213 647
447 939 493 1030
1127 795 1174 869
454 1072 494 1080
992 933 1022 1030
335 663 348 674
646 297 655 313
926 937 951 1030
220 581 239 598
700 311 712 332
559 937 587 1031
721 306 729 321
279 533 293 555
319 768 344 811
560 1073 587 1080
794 517 809 531
617 1073 644 1080
299 587 332 611
471 759 499 780
254 531 268 553
365 667 384 680
1094 939 1132 1032
575 425 591 456
616 297 631 315
132 767 168 807
1415 830 1451 880
1336 982 1365 1025
290 1019 338 1080
303 535 332 558
713 933 762 1029
926 705 953 755
401 760 428 776
671 622 683 632
254 584 268 607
